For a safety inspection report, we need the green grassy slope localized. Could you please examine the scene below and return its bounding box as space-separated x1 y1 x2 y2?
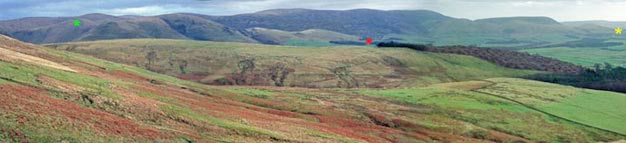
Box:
246 27 359 45
477 78 626 135
47 39 537 88
7 35 500 142
522 47 626 66
1 35 623 142
0 35 291 142
347 78 626 142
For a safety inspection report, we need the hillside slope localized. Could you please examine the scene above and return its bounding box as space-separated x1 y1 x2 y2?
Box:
46 39 536 88
0 9 613 47
158 14 257 43
210 9 452 39
1 35 625 142
349 78 626 142
563 20 626 29
0 14 256 44
246 27 359 45
0 35 477 142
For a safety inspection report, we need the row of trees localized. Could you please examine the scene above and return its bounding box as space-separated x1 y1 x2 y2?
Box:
531 63 626 93
376 41 626 94
377 41 584 74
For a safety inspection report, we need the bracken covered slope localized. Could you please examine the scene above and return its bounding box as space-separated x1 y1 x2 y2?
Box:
0 35 505 142
1 35 625 142
46 39 536 88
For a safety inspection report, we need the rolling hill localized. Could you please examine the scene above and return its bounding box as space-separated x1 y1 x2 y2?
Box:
0 13 256 44
563 20 626 29
0 4 625 142
246 27 359 45
208 9 451 39
46 39 536 88
0 35 617 142
0 9 615 48
158 14 256 43
1 35 502 142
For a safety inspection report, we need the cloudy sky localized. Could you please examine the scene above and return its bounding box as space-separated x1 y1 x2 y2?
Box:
1 0 625 21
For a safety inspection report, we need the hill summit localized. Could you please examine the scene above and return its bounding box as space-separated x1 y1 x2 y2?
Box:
0 9 610 47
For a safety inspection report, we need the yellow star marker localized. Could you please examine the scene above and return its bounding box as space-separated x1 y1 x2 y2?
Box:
616 27 623 35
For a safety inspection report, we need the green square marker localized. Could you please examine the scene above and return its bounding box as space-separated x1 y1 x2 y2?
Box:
73 19 81 27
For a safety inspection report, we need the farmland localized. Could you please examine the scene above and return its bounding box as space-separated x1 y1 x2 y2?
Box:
523 47 626 66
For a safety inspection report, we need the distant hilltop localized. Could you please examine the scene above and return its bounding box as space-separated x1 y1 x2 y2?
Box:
0 9 616 47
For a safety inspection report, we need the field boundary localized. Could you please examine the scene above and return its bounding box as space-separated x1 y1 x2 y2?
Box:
472 80 626 137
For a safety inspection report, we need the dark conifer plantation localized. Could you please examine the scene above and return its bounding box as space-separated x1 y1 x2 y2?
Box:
378 41 626 93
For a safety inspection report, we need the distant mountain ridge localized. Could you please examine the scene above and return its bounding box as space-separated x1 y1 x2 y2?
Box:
562 20 626 29
209 9 453 38
0 9 614 46
0 13 255 44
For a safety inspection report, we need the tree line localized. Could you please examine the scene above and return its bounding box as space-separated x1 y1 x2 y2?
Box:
530 63 626 93
377 41 584 74
377 41 626 94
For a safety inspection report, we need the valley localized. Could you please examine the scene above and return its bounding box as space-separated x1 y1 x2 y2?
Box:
3 9 624 69
0 36 613 142
0 6 625 143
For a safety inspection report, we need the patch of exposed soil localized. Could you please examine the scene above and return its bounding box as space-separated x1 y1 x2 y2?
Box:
0 47 76 72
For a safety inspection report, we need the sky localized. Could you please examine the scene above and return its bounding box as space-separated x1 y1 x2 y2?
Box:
0 0 625 21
